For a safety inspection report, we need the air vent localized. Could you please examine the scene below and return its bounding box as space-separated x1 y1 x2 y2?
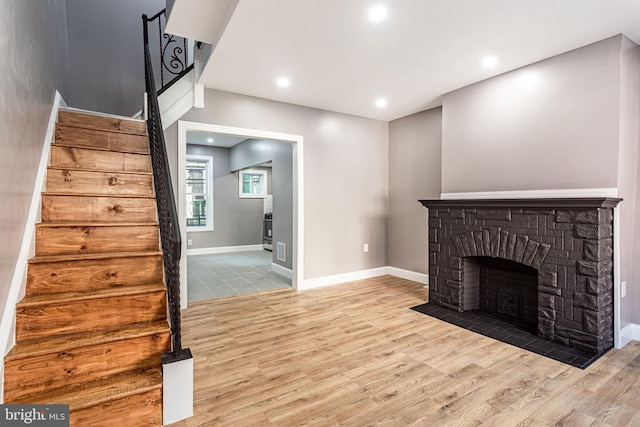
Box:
276 242 286 262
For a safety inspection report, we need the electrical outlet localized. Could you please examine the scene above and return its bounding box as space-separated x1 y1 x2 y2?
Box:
363 244 369 253
187 239 192 247
622 281 627 298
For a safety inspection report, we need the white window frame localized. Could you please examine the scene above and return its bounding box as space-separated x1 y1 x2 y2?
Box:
186 154 214 232
238 169 268 198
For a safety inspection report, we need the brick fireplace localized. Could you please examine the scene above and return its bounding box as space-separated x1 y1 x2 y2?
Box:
419 198 621 355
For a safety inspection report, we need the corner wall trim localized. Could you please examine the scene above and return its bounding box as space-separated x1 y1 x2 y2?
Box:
0 91 65 403
440 188 619 199
186 244 264 256
619 323 640 349
387 267 428 285
271 263 293 280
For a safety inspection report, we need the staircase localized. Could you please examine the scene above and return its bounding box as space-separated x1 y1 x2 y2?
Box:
3 109 171 426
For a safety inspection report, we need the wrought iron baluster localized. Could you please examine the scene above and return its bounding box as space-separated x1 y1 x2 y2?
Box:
144 8 194 95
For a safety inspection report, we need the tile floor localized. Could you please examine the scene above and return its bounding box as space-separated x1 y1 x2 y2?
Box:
411 302 600 369
187 250 291 303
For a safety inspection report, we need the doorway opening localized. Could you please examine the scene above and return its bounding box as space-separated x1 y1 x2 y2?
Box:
177 120 304 307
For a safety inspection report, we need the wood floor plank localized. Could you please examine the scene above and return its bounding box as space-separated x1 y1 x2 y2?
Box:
166 277 640 427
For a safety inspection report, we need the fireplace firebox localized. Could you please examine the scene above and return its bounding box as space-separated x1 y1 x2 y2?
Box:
419 198 621 355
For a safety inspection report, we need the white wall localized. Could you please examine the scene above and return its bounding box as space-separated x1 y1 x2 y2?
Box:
165 89 389 280
0 0 68 343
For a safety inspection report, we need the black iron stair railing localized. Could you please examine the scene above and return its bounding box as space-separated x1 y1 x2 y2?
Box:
143 13 190 362
144 9 195 96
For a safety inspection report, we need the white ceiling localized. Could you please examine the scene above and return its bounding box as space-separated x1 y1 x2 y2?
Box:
187 131 247 148
167 0 640 121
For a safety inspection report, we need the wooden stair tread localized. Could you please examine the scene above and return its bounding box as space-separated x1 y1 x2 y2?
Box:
47 165 152 176
58 110 147 136
36 221 158 228
50 145 152 174
29 250 162 264
17 283 166 307
10 368 162 411
5 320 170 361
53 141 149 155
42 192 155 199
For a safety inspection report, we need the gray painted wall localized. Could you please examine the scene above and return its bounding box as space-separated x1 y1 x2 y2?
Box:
388 108 442 273
164 89 389 280
0 0 68 338
442 35 622 193
230 139 293 269
619 38 640 325
440 35 640 326
185 144 264 250
65 0 165 116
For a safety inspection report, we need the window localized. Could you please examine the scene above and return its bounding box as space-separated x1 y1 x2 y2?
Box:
186 155 213 231
239 169 268 198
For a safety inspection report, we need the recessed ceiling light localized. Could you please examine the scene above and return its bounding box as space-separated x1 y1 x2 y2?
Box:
375 98 387 108
482 56 498 68
369 5 387 22
206 138 214 143
277 77 290 88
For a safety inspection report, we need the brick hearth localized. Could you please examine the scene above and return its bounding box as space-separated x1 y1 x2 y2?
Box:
419 198 621 355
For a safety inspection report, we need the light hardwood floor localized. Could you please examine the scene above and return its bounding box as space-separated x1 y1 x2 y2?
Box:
168 276 640 426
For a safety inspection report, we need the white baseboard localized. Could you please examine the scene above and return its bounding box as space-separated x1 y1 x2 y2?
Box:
440 188 619 199
186 244 264 256
387 267 429 285
619 323 640 349
59 106 145 122
298 266 430 291
299 267 388 290
271 263 293 280
0 91 64 403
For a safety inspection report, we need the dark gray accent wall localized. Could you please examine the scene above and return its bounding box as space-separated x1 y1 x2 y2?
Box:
388 108 442 274
65 0 165 116
230 139 293 269
164 89 389 280
186 144 264 249
0 0 68 334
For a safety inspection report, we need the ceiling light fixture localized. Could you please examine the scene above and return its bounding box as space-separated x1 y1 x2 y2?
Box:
206 138 214 143
369 5 387 22
375 98 387 108
482 56 498 68
277 77 290 88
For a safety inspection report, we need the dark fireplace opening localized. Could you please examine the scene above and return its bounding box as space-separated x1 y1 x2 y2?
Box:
463 257 538 334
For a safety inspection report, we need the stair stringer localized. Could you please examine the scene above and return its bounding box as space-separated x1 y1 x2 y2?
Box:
0 91 65 403
158 68 204 130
